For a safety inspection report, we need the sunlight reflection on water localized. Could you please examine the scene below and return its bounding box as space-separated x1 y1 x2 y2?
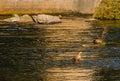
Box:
0 19 120 81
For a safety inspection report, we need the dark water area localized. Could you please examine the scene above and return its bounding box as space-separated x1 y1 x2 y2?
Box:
0 19 120 81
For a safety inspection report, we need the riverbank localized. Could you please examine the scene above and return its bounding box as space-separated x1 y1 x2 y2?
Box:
0 15 94 30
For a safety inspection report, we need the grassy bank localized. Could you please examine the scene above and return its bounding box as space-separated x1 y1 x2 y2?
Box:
93 0 120 20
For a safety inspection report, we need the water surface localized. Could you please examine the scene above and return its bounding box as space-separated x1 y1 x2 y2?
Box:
0 19 120 81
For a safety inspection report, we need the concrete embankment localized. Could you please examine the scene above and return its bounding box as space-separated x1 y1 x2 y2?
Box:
0 0 102 14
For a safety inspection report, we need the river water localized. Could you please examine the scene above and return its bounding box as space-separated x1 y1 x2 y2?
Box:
0 17 120 81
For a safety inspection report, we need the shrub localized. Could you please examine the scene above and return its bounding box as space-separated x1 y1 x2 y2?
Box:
93 0 120 20
12 14 23 17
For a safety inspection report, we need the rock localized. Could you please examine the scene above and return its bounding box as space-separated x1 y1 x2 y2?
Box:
3 16 20 22
19 15 33 22
3 15 33 22
2 14 61 24
32 14 61 24
85 18 97 22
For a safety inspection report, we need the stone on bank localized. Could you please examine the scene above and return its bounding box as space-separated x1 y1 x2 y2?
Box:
1 14 61 24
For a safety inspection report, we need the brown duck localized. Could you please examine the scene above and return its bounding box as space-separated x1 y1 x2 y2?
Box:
93 39 103 44
73 52 82 64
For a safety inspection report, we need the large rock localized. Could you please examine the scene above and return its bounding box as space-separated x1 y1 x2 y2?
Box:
2 14 61 24
19 15 33 22
3 16 20 22
3 15 33 22
32 14 61 24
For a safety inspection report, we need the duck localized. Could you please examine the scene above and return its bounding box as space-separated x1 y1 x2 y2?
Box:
93 38 103 44
73 52 82 64
82 44 90 47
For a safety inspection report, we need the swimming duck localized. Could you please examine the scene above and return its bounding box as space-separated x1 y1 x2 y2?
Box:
93 39 103 44
73 52 82 64
82 44 90 47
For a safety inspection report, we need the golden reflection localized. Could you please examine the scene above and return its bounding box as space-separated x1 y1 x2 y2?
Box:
45 67 94 81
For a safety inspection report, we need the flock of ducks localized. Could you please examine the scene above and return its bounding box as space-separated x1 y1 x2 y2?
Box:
73 39 103 64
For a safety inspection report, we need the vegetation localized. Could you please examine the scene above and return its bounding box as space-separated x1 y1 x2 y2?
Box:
93 0 120 20
12 13 23 17
100 41 106 46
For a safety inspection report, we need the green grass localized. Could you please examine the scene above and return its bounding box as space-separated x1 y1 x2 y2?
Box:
93 0 120 20
12 14 23 17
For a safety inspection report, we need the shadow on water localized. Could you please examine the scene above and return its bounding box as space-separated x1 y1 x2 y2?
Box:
0 19 120 81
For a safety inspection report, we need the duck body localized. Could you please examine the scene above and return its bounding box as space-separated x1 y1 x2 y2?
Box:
82 44 90 47
73 52 82 64
93 39 103 44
